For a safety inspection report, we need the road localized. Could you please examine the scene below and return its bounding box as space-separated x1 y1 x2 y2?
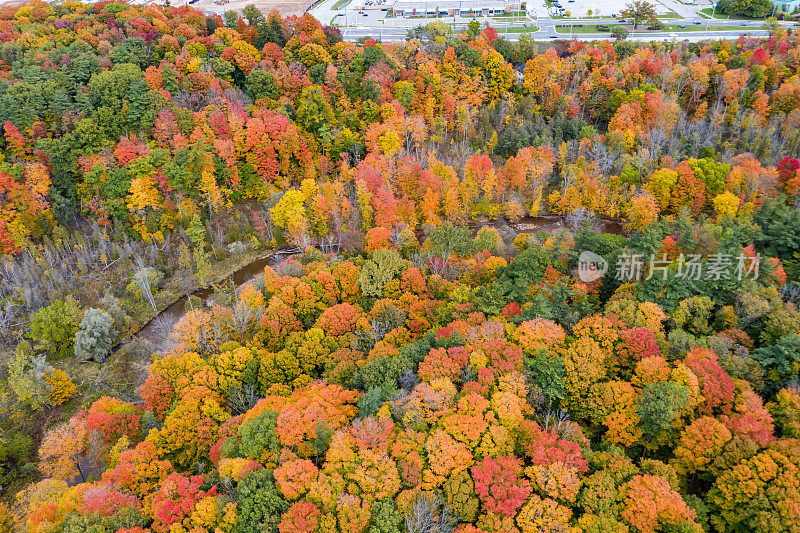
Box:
310 0 789 42
340 25 769 42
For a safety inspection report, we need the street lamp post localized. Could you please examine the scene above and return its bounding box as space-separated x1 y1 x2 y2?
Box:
704 0 716 37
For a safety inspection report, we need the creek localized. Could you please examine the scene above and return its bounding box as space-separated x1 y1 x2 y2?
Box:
132 215 623 347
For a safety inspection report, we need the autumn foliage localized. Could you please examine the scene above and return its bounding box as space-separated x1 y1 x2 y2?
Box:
6 2 800 533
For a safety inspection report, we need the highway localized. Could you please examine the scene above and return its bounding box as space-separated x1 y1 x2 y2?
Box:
339 25 770 42
310 0 788 42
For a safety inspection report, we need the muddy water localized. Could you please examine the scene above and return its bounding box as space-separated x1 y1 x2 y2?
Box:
132 216 623 347
480 215 624 236
134 247 298 346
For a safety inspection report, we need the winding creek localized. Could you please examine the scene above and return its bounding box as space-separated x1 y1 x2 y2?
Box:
131 215 623 348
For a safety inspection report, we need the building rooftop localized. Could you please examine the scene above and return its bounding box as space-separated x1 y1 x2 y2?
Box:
393 0 508 9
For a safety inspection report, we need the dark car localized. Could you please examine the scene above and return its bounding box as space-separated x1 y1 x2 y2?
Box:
693 20 701 24
679 24 686 28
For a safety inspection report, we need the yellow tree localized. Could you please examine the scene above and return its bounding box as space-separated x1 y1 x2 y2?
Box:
187 140 223 214
127 175 164 241
483 50 514 102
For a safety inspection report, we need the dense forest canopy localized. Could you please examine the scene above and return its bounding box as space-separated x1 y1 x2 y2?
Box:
0 1 799 532
0 0 797 252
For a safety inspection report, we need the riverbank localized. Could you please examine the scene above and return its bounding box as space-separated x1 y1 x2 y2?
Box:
131 214 623 351
0 241 286 500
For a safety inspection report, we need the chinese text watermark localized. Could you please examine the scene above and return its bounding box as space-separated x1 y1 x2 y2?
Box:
577 250 761 283
614 252 760 282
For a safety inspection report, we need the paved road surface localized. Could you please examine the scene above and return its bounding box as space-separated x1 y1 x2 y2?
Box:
340 25 770 41
309 0 790 41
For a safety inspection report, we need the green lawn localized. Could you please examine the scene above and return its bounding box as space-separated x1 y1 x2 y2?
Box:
555 24 607 33
699 7 761 20
498 25 540 33
662 23 756 31
555 23 757 34
332 0 351 10
492 10 526 18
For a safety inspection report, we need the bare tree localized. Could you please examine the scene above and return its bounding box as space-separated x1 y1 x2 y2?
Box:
133 263 158 313
405 494 457 533
371 305 407 342
0 300 18 342
150 314 178 350
782 281 800 306
225 300 259 342
565 207 599 233
537 407 577 440
227 383 263 415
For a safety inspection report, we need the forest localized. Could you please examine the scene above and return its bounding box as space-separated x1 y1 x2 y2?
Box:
0 0 799 532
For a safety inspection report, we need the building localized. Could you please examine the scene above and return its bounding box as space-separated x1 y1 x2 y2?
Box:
355 0 393 10
390 0 514 17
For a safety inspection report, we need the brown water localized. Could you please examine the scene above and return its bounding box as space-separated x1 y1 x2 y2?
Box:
134 247 298 346
482 215 623 236
131 216 623 347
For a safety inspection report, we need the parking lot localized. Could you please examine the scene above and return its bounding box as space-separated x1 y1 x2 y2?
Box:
549 0 673 18
340 8 389 26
